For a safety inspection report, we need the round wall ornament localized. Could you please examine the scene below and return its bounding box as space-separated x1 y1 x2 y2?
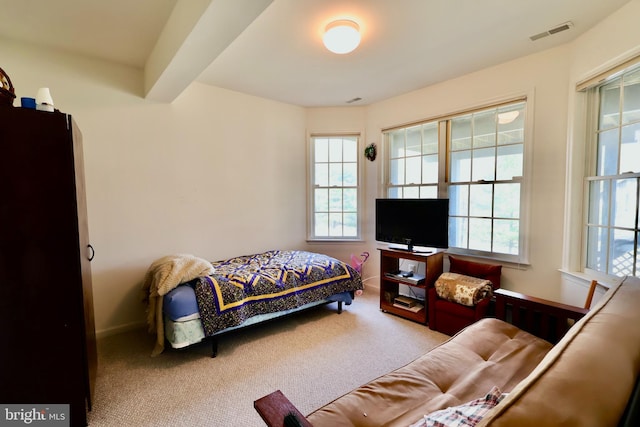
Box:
365 143 377 161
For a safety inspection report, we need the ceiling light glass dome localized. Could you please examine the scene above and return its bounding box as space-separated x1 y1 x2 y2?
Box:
323 20 361 54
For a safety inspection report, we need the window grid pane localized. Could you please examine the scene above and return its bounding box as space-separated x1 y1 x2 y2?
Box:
599 81 621 130
390 130 405 158
622 68 640 125
343 137 357 162
390 158 405 185
406 156 421 184
406 126 422 155
586 225 607 272
620 123 640 173
496 144 523 180
403 186 420 198
597 128 619 176
473 110 497 148
494 183 520 219
385 120 439 198
422 154 438 184
329 163 343 186
493 219 519 255
450 151 471 183
498 103 525 144
468 218 492 252
329 139 343 162
469 184 493 217
588 179 609 226
420 185 438 198
311 136 359 239
423 123 439 154
471 147 496 182
609 228 635 276
451 115 472 150
449 216 468 248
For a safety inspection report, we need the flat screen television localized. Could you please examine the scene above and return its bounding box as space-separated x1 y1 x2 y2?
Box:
375 198 449 252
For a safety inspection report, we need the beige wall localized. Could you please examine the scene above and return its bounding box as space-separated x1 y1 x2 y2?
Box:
3 40 307 335
310 46 573 301
309 0 640 306
2 0 638 335
561 0 640 305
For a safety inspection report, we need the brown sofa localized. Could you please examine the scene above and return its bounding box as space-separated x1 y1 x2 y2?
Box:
255 275 640 427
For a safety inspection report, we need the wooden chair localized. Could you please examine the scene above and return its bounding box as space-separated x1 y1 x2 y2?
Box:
584 279 598 309
428 256 502 336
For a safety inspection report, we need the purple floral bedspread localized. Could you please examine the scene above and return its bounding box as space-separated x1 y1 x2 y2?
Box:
193 250 363 336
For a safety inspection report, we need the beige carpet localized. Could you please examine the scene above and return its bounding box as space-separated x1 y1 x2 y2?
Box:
87 290 448 426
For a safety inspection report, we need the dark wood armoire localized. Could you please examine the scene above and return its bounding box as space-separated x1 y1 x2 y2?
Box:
0 106 97 426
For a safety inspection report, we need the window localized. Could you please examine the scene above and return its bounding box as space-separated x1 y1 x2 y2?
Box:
387 122 439 198
309 135 360 240
449 102 526 258
383 100 527 262
584 66 640 277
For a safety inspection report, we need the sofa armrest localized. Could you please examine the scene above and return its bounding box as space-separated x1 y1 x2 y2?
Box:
254 390 312 427
493 288 588 343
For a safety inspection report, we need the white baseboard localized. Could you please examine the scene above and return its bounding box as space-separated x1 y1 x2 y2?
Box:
96 321 146 339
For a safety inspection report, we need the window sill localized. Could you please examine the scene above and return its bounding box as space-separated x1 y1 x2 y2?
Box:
558 269 619 289
307 238 365 244
445 249 530 270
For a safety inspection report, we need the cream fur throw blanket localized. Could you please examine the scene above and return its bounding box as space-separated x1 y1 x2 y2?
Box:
142 254 215 356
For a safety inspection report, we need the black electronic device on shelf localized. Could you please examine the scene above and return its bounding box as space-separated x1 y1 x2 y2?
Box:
384 270 426 285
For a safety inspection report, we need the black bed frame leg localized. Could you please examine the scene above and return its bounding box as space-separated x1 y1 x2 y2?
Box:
337 301 343 314
211 338 218 358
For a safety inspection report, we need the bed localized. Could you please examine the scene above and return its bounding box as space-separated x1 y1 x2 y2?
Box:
143 250 364 357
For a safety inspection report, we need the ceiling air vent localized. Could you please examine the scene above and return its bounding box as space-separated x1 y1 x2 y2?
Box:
529 21 574 41
346 97 362 104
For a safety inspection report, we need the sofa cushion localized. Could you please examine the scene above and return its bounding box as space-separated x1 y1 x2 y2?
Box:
448 256 502 289
477 276 640 427
307 318 552 427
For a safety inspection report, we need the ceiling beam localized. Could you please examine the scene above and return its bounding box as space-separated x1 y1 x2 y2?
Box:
144 0 273 102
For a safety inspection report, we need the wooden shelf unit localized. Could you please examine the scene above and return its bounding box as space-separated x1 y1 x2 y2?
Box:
379 248 444 324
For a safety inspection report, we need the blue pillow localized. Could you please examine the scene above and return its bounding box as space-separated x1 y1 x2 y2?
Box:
163 284 200 321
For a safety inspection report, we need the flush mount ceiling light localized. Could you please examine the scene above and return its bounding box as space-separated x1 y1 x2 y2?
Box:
323 19 361 54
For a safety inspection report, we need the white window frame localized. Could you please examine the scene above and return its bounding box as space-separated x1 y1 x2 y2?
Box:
386 121 441 199
308 133 362 241
382 96 532 264
582 64 640 278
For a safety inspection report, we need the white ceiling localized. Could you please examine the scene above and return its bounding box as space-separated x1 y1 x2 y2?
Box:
0 0 631 107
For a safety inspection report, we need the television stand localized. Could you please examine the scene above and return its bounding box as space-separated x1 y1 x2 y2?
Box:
388 243 433 254
378 248 444 324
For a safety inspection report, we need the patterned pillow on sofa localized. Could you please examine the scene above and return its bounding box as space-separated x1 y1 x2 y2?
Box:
410 386 505 427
